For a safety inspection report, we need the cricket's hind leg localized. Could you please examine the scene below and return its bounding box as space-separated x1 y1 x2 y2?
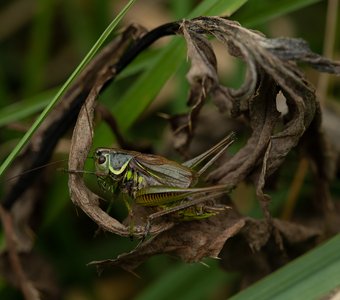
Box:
182 132 235 177
141 190 231 240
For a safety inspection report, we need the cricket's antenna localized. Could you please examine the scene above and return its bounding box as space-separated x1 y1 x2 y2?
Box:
5 159 69 182
5 156 95 182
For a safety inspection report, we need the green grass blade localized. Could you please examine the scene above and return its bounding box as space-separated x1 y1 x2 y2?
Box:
115 49 160 80
188 0 248 17
234 0 322 27
0 0 137 177
113 39 185 131
170 0 194 18
206 0 248 16
230 234 340 300
112 0 248 132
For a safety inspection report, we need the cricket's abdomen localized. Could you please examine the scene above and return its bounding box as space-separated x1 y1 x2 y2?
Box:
135 191 180 206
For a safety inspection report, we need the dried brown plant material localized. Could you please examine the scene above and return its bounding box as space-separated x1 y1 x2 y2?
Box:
4 16 340 278
89 211 245 272
69 17 340 271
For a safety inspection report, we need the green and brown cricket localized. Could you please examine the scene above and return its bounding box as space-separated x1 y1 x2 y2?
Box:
90 133 234 235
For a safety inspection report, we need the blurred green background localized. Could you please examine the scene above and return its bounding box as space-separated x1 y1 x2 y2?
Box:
0 0 339 299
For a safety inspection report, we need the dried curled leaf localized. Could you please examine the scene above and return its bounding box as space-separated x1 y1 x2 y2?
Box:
68 17 340 272
170 22 218 152
171 16 340 218
89 211 245 272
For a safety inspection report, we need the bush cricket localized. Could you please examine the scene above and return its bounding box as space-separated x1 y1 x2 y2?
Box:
91 133 234 235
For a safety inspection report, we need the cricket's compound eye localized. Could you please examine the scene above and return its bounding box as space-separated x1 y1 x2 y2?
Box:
95 149 102 157
98 155 106 165
95 149 107 165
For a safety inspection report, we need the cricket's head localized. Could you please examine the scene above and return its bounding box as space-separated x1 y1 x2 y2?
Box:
94 148 132 180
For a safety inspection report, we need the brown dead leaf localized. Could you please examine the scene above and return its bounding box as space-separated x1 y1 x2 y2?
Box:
170 21 219 152
89 210 245 273
170 17 339 223
76 17 339 271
